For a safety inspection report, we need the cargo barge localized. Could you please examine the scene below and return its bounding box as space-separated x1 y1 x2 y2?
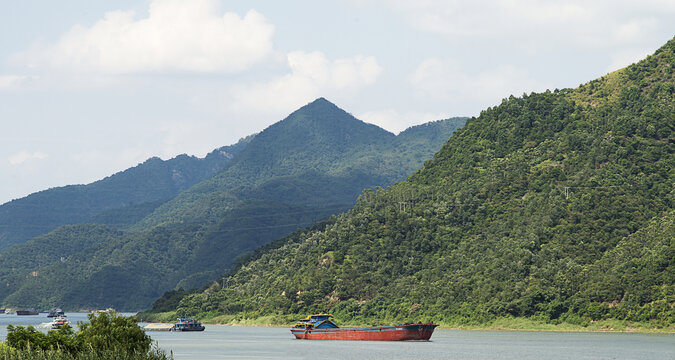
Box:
16 310 39 316
291 314 437 341
143 318 205 332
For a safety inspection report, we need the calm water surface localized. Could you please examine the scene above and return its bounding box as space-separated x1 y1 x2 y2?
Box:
146 325 673 360
0 314 672 360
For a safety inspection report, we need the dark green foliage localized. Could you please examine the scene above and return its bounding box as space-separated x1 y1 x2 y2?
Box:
0 349 169 360
0 347 169 360
573 211 674 322
0 225 123 303
136 99 465 229
6 324 79 354
87 199 171 228
168 38 674 327
0 138 251 249
149 288 190 313
2 312 167 360
0 99 465 310
77 312 151 354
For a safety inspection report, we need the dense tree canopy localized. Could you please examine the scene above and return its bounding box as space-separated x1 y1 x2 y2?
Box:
0 100 465 310
0 138 251 249
160 38 674 328
3 312 167 359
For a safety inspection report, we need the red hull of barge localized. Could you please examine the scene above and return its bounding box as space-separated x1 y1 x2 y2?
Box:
291 323 438 341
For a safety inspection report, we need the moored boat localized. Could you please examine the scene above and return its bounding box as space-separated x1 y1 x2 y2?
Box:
47 307 65 317
16 309 39 316
91 308 115 314
143 318 206 332
50 315 70 329
174 318 205 331
290 314 438 341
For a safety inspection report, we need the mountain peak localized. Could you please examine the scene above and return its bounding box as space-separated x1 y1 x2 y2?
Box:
307 97 332 106
295 97 340 115
214 97 395 182
269 98 381 136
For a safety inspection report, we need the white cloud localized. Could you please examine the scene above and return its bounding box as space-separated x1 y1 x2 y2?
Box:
373 0 673 49
230 51 383 114
612 18 658 44
8 151 47 165
376 0 593 38
410 57 550 110
358 109 449 134
69 147 151 171
606 48 654 73
158 120 215 158
287 51 382 89
0 75 38 90
16 0 275 73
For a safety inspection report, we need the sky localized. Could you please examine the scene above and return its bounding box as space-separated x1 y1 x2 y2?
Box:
1 0 673 205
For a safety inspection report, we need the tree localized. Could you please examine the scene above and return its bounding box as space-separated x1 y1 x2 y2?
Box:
6 324 79 354
77 311 152 354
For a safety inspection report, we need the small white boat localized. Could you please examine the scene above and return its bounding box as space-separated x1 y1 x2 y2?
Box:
50 315 70 329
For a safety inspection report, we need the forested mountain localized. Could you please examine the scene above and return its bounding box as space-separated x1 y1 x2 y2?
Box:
136 98 464 228
162 39 674 327
0 138 251 250
0 99 466 310
0 225 123 303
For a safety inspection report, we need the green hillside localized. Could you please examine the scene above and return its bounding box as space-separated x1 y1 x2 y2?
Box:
0 138 251 250
0 100 466 310
162 39 674 329
0 224 123 302
136 99 465 228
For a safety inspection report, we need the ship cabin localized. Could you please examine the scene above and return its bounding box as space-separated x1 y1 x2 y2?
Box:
174 318 205 331
293 314 339 329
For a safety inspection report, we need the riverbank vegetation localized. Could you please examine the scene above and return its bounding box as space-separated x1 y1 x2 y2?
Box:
141 38 674 333
0 312 170 360
141 310 672 333
0 106 465 311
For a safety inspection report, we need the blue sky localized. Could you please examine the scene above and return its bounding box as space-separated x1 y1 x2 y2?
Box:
1 0 673 204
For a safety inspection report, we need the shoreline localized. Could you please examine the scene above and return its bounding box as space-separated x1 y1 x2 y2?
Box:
139 313 674 334
155 321 675 334
203 324 674 334
200 324 675 334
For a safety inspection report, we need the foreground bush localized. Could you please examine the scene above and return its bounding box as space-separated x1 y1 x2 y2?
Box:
2 312 170 360
0 346 169 360
5 325 79 354
77 311 151 354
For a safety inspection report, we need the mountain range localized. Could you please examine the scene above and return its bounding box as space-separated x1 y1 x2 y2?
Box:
154 38 674 328
0 138 252 250
0 99 466 310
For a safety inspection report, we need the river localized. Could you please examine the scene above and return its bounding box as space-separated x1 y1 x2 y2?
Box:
0 313 672 359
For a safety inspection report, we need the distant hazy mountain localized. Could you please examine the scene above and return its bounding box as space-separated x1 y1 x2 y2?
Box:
0 138 252 250
0 98 466 310
158 39 674 327
0 224 123 303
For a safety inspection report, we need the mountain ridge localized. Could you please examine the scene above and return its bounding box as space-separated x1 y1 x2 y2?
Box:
0 99 467 310
0 137 252 250
161 38 674 328
133 98 459 229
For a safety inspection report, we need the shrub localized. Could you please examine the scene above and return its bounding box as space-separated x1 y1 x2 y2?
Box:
77 311 151 354
2 312 168 360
